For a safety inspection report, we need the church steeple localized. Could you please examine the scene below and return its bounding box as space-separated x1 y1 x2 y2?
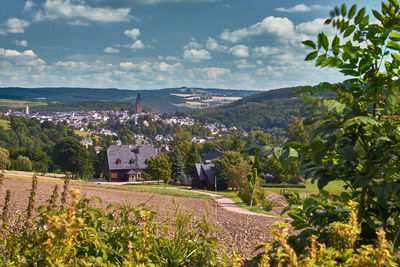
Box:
134 92 143 113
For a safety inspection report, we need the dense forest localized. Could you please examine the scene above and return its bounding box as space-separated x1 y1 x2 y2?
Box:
191 87 303 135
191 86 335 135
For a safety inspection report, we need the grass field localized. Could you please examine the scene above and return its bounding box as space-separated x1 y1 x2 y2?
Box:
0 99 47 108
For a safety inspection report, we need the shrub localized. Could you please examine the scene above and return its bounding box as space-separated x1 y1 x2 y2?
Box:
256 201 398 266
239 180 265 207
262 198 274 212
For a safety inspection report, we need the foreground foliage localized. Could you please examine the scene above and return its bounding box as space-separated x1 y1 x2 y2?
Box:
274 0 400 252
0 176 241 266
256 201 398 266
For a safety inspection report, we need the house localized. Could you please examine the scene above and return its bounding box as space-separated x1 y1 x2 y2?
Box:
104 144 158 182
191 149 227 191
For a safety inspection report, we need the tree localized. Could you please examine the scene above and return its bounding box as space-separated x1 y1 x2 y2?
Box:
53 137 90 179
93 148 105 178
285 116 310 144
288 0 400 249
0 147 11 170
170 149 185 182
170 127 191 157
13 155 32 172
246 168 259 207
146 152 171 182
185 142 201 175
213 151 250 190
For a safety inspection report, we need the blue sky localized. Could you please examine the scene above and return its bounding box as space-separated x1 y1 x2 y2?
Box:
0 0 379 90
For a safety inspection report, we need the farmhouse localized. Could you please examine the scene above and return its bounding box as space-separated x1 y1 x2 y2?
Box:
104 144 158 182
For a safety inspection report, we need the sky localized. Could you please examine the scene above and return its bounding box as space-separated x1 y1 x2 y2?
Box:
0 0 379 90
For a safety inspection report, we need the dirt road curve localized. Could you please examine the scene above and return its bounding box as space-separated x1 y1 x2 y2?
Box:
0 178 283 257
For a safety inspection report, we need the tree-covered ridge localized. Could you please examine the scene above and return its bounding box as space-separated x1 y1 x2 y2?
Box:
0 87 259 114
191 87 302 135
191 86 336 134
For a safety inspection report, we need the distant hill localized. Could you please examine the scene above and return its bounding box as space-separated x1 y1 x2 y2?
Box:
0 87 259 113
191 87 308 135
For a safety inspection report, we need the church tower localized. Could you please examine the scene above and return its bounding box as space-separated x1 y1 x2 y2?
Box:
134 92 143 113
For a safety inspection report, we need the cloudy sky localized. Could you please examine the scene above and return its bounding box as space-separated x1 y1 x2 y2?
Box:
0 0 378 90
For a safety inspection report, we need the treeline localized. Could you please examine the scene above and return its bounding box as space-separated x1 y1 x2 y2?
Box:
0 115 100 177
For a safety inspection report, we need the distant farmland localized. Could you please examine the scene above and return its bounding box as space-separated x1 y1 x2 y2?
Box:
0 99 47 108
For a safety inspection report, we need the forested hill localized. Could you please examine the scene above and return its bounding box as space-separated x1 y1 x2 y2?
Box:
191 87 307 135
0 87 258 114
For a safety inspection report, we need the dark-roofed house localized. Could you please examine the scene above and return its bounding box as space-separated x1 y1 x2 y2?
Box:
191 149 227 191
202 149 223 163
104 144 158 182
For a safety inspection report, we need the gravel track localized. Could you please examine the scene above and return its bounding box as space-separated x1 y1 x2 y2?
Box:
0 178 283 258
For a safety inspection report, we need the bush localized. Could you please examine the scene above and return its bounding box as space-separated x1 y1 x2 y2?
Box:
262 198 274 212
255 201 398 266
239 181 265 207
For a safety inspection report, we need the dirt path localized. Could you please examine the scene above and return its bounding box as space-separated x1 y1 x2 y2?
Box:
0 177 284 258
189 190 280 218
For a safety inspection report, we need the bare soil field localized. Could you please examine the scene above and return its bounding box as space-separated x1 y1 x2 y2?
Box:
0 177 283 258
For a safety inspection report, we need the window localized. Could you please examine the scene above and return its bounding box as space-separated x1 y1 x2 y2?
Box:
129 159 135 164
116 159 121 165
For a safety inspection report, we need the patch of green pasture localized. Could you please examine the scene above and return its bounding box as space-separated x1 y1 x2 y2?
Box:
0 99 47 108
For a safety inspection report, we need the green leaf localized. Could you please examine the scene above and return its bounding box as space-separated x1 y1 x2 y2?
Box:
341 4 347 16
302 40 316 49
316 54 327 67
343 25 356 38
305 51 318 61
348 4 357 19
317 33 323 49
388 41 400 51
392 53 400 62
322 33 329 51
332 35 340 56
359 15 369 30
354 8 365 24
372 10 384 21
389 32 400 42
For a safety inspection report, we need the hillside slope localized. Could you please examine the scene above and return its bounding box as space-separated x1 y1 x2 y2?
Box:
191 87 306 135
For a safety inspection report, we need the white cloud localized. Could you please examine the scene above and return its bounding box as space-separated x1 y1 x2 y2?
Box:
276 4 330 13
205 37 227 52
183 49 211 62
228 45 249 58
183 41 203 50
14 40 28 47
220 16 295 43
123 40 145 50
0 18 30 35
191 67 231 80
157 62 182 72
33 0 133 24
234 59 255 69
104 46 120 53
23 1 36 13
0 48 46 66
253 46 282 57
296 18 334 36
124 28 140 40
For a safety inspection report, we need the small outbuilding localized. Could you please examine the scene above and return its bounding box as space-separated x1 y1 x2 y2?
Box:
191 149 227 191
